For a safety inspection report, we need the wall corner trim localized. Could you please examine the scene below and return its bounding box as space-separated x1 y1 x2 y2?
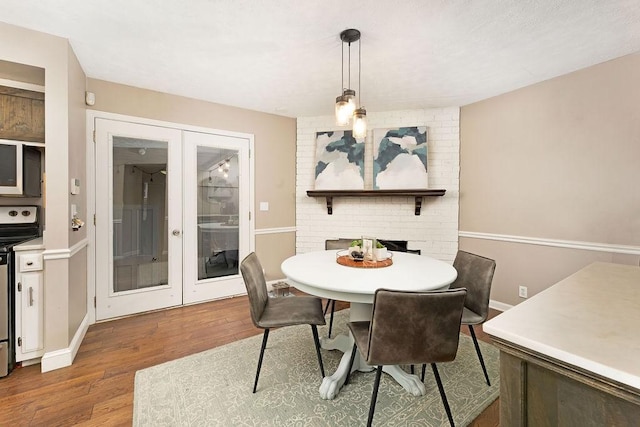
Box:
40 313 89 373
459 231 640 255
255 226 296 235
43 238 89 260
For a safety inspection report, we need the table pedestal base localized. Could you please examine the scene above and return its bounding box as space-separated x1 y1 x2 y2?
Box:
318 303 426 400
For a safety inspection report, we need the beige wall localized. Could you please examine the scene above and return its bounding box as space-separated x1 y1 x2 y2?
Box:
86 79 297 272
460 53 640 306
0 59 45 85
255 232 296 281
68 247 88 339
67 46 88 336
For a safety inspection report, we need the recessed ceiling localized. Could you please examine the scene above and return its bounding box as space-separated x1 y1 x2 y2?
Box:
2 0 639 117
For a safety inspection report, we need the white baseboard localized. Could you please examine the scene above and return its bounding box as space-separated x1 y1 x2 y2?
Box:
41 313 89 373
489 299 513 312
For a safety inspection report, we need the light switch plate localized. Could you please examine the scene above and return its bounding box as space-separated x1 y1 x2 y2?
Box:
259 202 269 211
70 178 81 195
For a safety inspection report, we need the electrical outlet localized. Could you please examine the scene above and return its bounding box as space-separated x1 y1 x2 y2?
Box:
519 286 528 298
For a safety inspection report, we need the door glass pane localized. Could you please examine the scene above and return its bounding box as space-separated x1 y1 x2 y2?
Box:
112 137 168 293
197 146 239 280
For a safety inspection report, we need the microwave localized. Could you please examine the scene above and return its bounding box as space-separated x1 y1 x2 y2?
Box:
0 139 42 197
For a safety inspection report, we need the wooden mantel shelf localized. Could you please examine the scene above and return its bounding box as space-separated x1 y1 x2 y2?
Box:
306 189 446 215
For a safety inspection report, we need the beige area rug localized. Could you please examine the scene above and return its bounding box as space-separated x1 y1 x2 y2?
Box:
134 309 499 426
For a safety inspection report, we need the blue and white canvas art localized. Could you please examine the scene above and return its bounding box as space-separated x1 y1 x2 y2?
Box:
373 126 428 189
314 131 365 190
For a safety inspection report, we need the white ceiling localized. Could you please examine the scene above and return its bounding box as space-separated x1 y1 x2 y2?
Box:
2 0 640 117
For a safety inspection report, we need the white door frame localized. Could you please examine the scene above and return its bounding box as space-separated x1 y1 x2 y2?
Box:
86 110 255 324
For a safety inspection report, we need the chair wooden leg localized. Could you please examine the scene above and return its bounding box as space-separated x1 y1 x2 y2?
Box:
253 329 270 393
468 325 491 386
432 363 454 427
367 366 383 427
421 363 426 382
410 364 414 374
311 325 325 378
345 342 358 385
327 300 336 338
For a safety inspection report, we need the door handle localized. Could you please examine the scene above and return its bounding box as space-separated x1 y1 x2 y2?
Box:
172 229 181 237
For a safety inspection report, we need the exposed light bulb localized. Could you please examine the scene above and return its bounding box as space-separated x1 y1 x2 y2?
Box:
353 108 367 138
343 89 356 116
335 95 350 125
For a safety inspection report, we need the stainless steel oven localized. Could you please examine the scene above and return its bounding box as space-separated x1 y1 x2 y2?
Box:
0 206 40 378
0 252 11 377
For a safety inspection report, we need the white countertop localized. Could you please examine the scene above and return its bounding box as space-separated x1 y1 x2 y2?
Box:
13 237 44 251
484 262 640 390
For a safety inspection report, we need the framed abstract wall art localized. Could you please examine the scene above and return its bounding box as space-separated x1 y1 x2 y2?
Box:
372 126 428 189
314 130 365 190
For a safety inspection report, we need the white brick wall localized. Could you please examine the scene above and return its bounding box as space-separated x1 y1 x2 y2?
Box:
296 107 460 263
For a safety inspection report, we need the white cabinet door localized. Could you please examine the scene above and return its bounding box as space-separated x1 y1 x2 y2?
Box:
17 271 43 355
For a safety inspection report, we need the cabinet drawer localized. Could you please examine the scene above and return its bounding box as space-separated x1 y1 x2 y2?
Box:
19 254 43 272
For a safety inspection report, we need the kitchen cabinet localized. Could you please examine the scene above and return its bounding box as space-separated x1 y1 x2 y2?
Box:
0 85 45 143
15 249 44 362
484 263 640 425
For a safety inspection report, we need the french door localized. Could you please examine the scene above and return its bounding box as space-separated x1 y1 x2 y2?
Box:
182 131 250 303
94 118 251 320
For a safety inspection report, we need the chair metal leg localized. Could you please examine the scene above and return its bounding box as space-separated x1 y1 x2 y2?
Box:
311 325 325 378
324 299 332 315
468 325 491 386
421 363 426 382
431 363 455 427
327 299 336 338
345 342 358 385
367 366 384 427
253 329 270 393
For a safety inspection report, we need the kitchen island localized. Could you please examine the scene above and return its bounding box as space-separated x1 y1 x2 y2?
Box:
484 262 640 426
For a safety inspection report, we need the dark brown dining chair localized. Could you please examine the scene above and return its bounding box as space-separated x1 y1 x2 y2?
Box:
345 288 467 427
323 238 355 337
240 252 326 393
449 250 496 386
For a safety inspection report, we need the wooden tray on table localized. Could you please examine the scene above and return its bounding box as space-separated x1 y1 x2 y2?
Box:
335 252 393 268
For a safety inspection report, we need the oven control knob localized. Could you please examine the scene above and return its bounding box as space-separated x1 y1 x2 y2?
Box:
9 210 18 217
22 210 31 216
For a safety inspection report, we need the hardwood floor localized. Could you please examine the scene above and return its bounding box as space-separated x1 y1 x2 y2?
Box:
0 297 501 426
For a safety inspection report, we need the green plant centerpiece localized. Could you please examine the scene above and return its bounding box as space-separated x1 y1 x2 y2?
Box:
349 239 387 261
349 239 385 248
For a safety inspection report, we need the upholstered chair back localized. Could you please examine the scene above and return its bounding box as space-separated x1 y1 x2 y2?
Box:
325 238 356 250
450 251 496 322
240 252 269 327
365 288 467 365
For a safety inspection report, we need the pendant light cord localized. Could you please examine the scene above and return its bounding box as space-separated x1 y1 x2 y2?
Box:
341 42 344 91
358 38 361 105
348 42 351 91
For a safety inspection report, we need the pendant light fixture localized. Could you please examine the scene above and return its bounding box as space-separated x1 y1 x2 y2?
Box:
335 29 367 137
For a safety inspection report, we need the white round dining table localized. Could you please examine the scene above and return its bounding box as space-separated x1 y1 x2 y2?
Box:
281 250 457 400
